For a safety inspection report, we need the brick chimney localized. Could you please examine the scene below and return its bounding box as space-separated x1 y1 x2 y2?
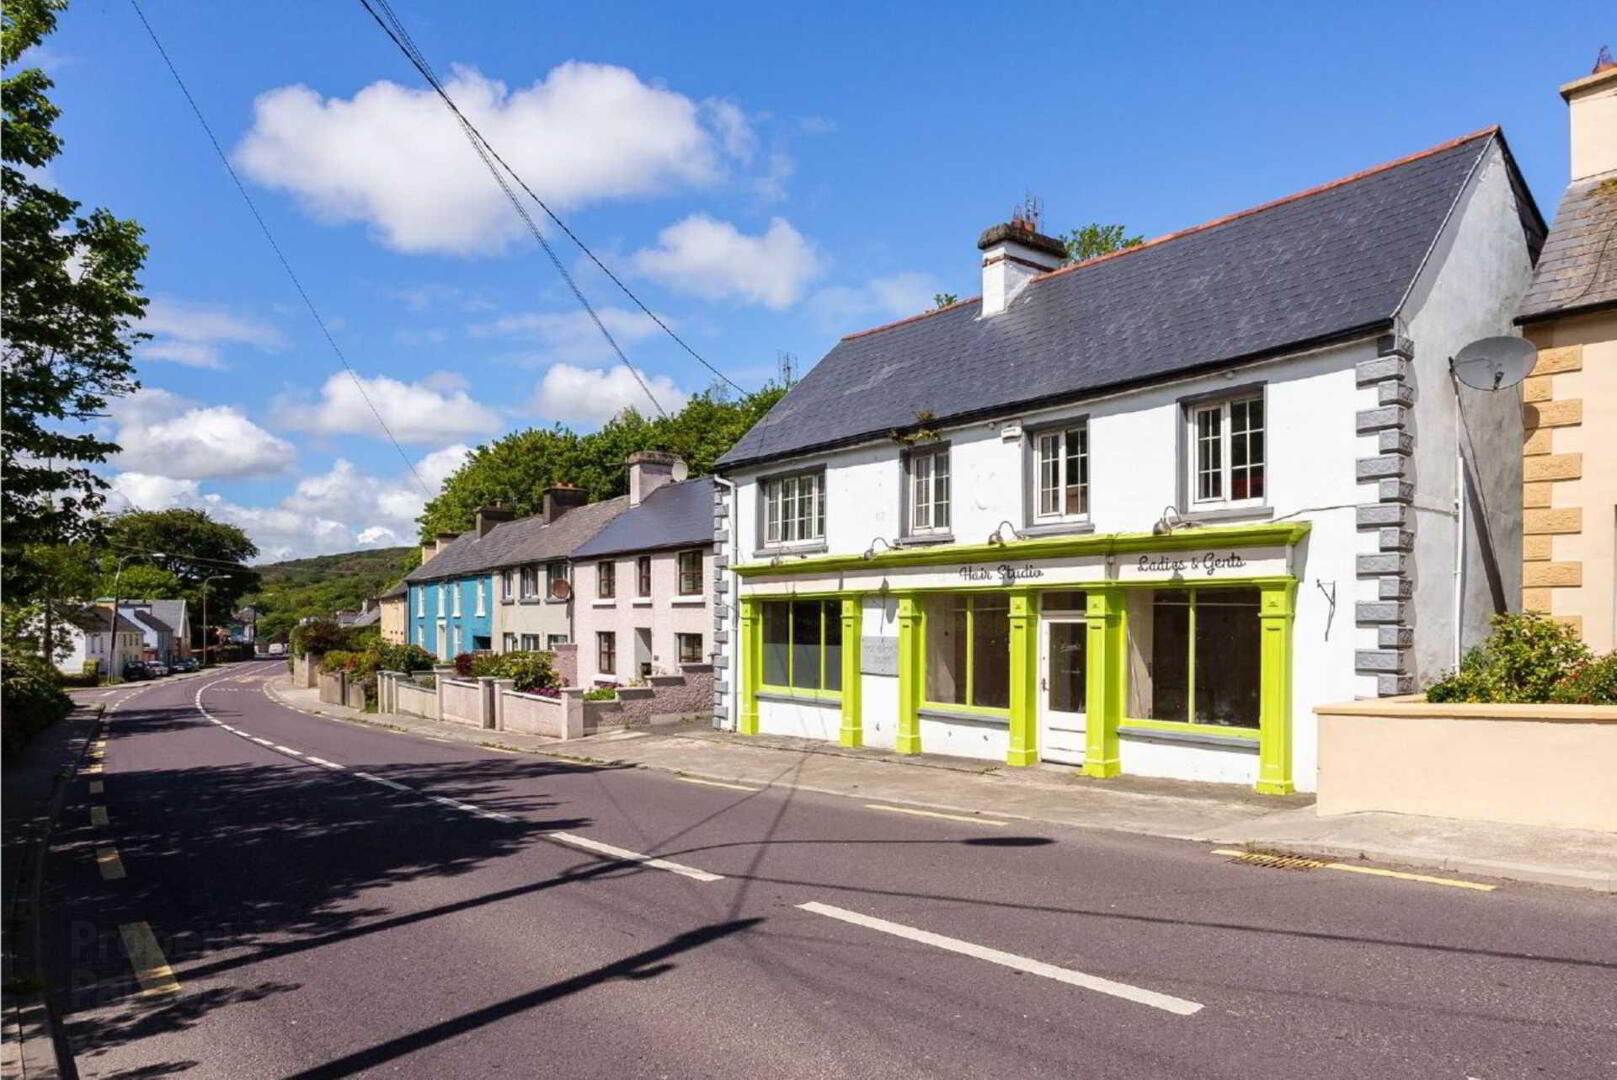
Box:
435 531 461 554
1562 58 1617 182
474 504 515 538
543 485 589 523
627 450 680 507
420 540 438 564
977 223 1065 317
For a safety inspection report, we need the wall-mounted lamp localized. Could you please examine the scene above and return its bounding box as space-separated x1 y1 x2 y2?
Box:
861 537 893 560
987 520 1021 546
1152 505 1197 535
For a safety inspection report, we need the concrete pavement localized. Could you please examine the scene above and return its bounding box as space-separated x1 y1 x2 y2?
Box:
267 673 1617 893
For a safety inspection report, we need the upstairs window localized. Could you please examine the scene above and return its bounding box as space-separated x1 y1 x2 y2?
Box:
677 550 703 595
637 555 653 598
598 561 616 599
546 561 567 598
436 587 445 617
451 584 462 617
1034 423 1088 520
1190 395 1265 506
500 569 513 601
762 470 825 547
475 579 486 616
906 447 951 535
416 588 424 617
519 565 539 599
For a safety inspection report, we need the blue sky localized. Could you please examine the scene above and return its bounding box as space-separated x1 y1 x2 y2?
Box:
33 0 1611 560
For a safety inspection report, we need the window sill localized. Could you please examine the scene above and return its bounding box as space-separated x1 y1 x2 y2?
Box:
757 687 841 704
518 597 542 606
895 533 954 547
1120 720 1259 752
592 600 616 608
1179 505 1273 525
672 595 705 605
752 542 828 559
544 598 569 605
1019 520 1096 538
918 706 1009 728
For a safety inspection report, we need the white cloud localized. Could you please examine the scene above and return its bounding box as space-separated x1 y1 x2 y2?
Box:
278 372 499 444
106 472 201 511
632 215 823 309
808 271 943 331
236 63 752 255
533 363 690 425
111 388 295 480
415 443 473 489
469 306 665 364
139 297 284 370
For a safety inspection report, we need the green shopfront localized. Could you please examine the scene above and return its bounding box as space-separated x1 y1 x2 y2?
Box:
735 523 1307 794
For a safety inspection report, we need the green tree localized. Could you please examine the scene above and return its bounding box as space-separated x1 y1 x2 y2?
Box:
417 383 787 539
2 0 149 602
100 509 260 643
1059 223 1143 265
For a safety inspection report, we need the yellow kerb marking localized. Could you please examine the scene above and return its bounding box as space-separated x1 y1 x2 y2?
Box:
676 776 762 792
96 846 126 880
119 922 181 996
865 804 1009 826
90 806 109 827
1210 849 1494 891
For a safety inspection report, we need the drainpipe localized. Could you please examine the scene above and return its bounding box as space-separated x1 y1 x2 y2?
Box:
712 473 737 731
1453 447 1465 667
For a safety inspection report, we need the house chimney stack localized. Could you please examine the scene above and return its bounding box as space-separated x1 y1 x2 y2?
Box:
543 485 589 524
435 532 461 554
977 223 1066 317
474 503 515 538
420 541 438 564
626 450 681 507
1561 55 1617 182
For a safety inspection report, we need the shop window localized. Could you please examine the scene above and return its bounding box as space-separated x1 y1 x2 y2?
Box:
1189 395 1265 506
760 599 841 692
597 631 616 675
761 469 825 548
677 632 703 664
923 593 1010 711
677 550 703 595
637 555 653 597
597 561 616 599
1033 423 1088 520
1125 588 1260 729
906 447 951 535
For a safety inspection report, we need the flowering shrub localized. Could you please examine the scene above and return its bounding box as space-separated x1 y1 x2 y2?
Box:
1425 612 1593 704
1548 654 1617 705
451 650 560 694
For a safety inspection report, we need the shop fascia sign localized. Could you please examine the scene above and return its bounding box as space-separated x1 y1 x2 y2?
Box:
1132 551 1249 577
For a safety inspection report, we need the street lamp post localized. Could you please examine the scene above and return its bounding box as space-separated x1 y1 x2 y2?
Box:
200 573 229 669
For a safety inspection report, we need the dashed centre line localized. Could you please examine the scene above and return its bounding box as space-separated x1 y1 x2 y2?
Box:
96 846 126 881
90 806 109 827
676 776 762 792
864 804 1009 826
119 922 181 997
548 832 724 882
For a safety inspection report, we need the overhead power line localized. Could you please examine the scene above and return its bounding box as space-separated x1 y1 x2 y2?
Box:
358 0 746 403
127 0 432 498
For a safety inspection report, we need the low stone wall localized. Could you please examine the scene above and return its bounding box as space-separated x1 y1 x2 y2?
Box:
393 678 437 720
292 652 317 690
497 687 582 739
582 664 713 733
1316 697 1617 832
439 678 485 728
317 669 369 710
318 670 343 705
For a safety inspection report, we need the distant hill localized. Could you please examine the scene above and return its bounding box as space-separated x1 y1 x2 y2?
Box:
247 546 419 640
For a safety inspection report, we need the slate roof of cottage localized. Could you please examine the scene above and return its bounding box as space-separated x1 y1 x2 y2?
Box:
122 600 187 633
379 579 408 599
67 607 145 636
1517 174 1617 322
571 478 715 559
404 496 631 583
718 128 1543 469
124 609 175 640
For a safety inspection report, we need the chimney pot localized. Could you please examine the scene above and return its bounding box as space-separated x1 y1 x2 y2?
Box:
977 224 1066 317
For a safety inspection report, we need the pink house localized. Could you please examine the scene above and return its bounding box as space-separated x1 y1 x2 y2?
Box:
570 453 714 685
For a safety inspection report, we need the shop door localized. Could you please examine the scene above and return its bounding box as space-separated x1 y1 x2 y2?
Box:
1039 618 1087 765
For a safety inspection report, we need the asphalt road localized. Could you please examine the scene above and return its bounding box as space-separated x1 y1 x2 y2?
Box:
45 661 1617 1079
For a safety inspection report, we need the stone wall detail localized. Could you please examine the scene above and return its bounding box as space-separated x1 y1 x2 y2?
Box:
1354 335 1416 695
1521 343 1585 635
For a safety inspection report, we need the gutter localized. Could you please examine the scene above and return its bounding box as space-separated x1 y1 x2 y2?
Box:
1514 296 1617 326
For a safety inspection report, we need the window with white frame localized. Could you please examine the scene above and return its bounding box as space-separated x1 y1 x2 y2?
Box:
520 633 540 651
1034 423 1088 520
475 579 486 616
761 470 825 547
416 587 424 617
500 569 513 602
546 561 567 598
436 586 444 617
906 446 951 535
547 634 569 650
451 583 462 617
1189 395 1265 506
519 565 539 599
502 632 517 652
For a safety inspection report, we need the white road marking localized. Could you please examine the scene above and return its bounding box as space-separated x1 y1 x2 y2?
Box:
797 901 1204 1016
271 744 304 757
249 737 273 746
306 756 342 770
353 771 408 791
676 776 763 792
96 846 127 881
90 806 109 827
864 803 1009 826
548 832 724 882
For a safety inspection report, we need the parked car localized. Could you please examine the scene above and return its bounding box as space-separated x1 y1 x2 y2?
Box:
171 657 199 673
145 661 170 677
120 660 150 681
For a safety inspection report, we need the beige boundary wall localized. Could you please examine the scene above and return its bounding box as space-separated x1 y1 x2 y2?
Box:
1315 697 1617 832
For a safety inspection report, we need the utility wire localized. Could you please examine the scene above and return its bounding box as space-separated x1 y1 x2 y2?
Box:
359 0 745 401
127 0 432 497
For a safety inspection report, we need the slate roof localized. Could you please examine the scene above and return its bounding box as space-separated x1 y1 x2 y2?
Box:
66 608 145 636
379 579 408 599
124 609 175 641
404 496 631 583
1517 174 1617 322
571 478 715 559
123 600 187 634
719 129 1541 469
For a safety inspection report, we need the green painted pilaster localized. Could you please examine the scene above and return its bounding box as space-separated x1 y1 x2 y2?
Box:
1256 580 1297 795
896 595 922 754
1082 587 1123 778
1006 589 1037 766
839 595 863 747
738 596 760 735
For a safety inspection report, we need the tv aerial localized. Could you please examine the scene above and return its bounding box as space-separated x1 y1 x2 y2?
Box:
1450 336 1536 391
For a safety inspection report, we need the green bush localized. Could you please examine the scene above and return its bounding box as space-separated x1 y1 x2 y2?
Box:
2 650 73 757
290 619 347 658
375 642 433 674
582 686 617 701
1548 653 1617 705
498 651 559 694
1425 612 1592 704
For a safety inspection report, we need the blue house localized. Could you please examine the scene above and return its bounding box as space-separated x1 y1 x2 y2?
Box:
405 507 515 659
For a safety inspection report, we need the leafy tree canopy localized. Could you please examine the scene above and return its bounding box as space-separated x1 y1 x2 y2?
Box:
2 0 149 601
1059 223 1143 265
418 383 786 540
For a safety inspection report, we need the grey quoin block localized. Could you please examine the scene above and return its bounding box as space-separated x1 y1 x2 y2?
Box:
1378 626 1414 649
1356 504 1409 528
1378 674 1416 696
1379 381 1416 407
714 577 729 594
1355 356 1410 385
1356 455 1407 480
1376 333 1415 359
713 503 728 520
1356 649 1406 673
1379 577 1413 600
1378 527 1416 552
713 529 730 544
713 630 729 645
1379 430 1415 455
1355 601 1404 624
1356 552 1407 576
1378 479 1415 503
1355 405 1407 433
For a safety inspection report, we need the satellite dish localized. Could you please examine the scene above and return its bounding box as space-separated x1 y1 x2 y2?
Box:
671 459 689 482
1451 336 1536 391
549 578 572 601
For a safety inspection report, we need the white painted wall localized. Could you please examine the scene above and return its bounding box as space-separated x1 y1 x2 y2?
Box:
757 697 842 740
573 547 713 684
